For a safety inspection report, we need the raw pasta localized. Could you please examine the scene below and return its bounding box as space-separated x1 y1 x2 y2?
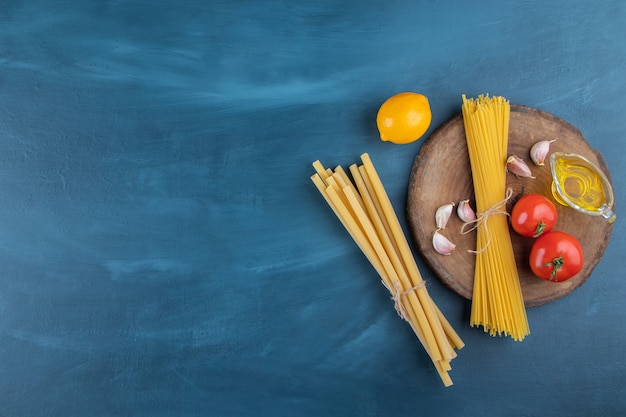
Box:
311 153 464 386
461 94 530 341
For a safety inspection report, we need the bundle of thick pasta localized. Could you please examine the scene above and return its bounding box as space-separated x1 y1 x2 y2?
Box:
461 94 530 341
311 153 464 386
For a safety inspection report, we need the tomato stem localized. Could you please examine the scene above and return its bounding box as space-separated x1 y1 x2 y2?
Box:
533 221 546 238
545 256 565 282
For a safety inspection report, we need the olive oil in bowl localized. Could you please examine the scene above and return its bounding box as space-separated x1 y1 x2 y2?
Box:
550 152 616 223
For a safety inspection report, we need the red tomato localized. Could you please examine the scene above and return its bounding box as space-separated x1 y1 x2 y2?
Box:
510 194 558 238
529 231 584 282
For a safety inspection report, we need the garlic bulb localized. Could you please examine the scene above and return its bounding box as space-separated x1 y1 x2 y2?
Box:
530 139 557 166
506 155 535 178
433 229 456 255
457 199 476 223
435 202 455 229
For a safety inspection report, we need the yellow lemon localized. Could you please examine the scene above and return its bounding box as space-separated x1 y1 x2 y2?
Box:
376 92 432 144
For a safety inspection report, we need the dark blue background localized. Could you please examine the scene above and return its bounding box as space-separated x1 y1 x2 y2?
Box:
1 1 625 416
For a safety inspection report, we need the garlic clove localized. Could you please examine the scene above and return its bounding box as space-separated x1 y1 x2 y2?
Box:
433 229 456 255
435 202 455 229
457 199 477 223
530 139 557 166
506 155 535 178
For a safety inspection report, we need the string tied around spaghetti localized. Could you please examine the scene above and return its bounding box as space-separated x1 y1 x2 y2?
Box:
384 279 427 321
461 188 514 254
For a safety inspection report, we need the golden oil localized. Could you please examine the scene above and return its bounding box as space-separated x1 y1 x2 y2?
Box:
550 152 616 222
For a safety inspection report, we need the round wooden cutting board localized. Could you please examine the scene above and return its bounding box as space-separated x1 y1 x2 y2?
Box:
406 105 615 307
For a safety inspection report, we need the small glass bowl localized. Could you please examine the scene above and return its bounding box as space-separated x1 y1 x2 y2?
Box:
550 152 616 223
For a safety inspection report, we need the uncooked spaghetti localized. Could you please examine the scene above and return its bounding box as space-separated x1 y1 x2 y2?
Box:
461 94 530 341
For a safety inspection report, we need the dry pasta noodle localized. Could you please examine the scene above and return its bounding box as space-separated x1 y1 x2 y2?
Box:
311 153 464 387
461 94 530 341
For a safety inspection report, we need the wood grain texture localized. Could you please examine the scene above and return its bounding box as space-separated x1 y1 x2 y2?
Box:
407 105 615 307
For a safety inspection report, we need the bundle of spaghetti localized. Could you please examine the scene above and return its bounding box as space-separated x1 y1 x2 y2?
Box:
311 153 464 386
461 94 530 341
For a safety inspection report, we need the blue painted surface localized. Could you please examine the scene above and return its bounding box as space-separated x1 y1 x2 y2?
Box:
1 1 625 416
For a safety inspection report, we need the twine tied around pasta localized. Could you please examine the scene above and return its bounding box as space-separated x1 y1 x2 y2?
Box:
384 279 427 321
461 188 514 254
